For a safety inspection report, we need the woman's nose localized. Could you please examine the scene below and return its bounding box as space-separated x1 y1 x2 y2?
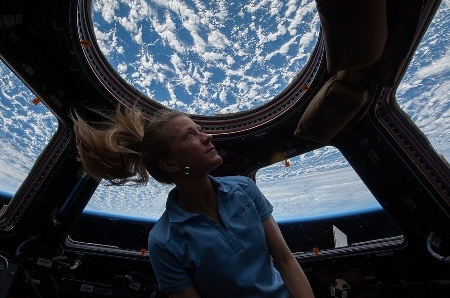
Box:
202 132 212 142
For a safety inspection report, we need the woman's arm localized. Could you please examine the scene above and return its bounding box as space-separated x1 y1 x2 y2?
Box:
168 284 201 298
263 215 315 298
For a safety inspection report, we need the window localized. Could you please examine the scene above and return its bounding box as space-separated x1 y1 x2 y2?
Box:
69 1 448 254
0 62 58 200
85 181 171 220
91 0 320 115
256 147 402 253
257 147 381 221
71 147 403 253
397 1 450 162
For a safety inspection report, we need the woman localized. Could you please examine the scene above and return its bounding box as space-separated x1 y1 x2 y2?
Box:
72 105 315 298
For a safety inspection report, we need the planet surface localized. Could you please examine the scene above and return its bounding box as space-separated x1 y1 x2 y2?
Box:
0 0 448 222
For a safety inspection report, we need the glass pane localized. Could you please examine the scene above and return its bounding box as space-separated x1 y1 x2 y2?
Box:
85 181 171 220
256 147 381 221
73 146 402 252
397 1 450 161
0 62 58 199
86 147 381 222
256 147 402 252
91 0 320 115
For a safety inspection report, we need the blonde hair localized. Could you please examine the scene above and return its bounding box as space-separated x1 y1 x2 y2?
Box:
72 105 186 185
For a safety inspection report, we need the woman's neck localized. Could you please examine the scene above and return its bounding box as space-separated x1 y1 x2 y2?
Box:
175 177 222 224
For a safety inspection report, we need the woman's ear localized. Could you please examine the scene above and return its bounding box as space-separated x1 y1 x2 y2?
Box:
159 158 181 173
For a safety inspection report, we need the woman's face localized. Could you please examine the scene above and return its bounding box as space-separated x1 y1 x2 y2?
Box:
165 116 223 175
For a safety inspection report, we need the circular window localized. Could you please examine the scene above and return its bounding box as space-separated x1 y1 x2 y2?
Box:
89 0 320 116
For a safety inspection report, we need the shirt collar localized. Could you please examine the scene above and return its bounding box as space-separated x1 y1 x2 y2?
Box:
166 176 233 223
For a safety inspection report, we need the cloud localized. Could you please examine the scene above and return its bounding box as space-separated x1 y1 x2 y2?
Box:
93 0 120 24
1 0 448 222
0 64 58 194
414 50 450 80
91 0 320 114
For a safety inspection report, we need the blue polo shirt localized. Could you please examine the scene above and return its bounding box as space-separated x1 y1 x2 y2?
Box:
148 175 288 298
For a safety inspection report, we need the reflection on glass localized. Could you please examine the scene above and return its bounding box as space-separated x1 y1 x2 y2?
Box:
0 62 58 198
91 0 320 115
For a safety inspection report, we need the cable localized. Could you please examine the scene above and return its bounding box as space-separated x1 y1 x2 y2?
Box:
24 269 43 298
427 232 450 264
70 259 82 271
0 254 9 271
15 235 38 256
49 274 60 298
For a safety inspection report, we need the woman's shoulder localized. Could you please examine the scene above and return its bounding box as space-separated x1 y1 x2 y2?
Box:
213 175 254 185
212 175 258 197
149 211 171 243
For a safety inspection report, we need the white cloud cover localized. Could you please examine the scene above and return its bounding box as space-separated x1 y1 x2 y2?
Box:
92 0 320 115
397 0 450 153
0 0 448 222
0 64 58 194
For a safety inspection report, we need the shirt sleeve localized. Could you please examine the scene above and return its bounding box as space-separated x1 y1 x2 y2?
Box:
148 234 192 293
244 176 273 222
